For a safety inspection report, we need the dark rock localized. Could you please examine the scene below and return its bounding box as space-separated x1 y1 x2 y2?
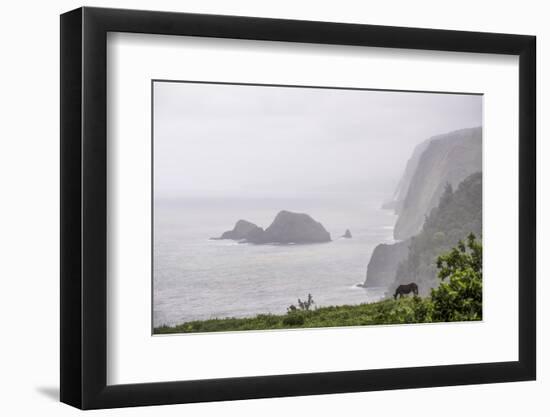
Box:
362 239 410 288
215 219 264 241
342 229 352 238
248 210 331 244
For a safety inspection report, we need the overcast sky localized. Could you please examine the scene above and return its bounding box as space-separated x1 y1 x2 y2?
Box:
153 81 482 199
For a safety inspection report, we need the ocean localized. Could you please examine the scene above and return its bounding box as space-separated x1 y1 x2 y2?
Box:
153 194 397 327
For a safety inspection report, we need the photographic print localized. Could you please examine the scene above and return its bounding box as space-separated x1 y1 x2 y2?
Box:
152 81 482 335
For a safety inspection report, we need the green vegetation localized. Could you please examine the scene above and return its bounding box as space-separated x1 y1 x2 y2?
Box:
155 297 432 334
155 235 482 334
431 233 482 321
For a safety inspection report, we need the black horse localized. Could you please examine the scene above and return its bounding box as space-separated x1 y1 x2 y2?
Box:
393 283 419 299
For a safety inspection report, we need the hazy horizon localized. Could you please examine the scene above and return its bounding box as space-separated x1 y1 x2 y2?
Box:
153 81 482 200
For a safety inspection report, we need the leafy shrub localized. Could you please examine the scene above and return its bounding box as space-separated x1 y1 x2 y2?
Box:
430 233 482 321
282 313 305 326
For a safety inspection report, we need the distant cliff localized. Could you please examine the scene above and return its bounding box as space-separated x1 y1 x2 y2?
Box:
214 210 331 244
393 127 482 240
384 138 432 214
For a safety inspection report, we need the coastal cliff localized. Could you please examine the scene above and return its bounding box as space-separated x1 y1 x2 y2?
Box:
363 240 410 288
384 138 431 214
393 127 482 240
391 171 482 294
364 172 481 293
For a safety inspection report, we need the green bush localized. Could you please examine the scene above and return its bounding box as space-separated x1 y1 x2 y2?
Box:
430 233 482 321
282 313 306 326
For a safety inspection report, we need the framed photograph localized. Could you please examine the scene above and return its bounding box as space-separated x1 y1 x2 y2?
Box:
60 7 536 409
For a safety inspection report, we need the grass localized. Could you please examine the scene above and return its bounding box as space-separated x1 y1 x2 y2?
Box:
153 295 471 334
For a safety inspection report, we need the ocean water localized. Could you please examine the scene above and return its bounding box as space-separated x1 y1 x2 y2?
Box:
153 195 397 327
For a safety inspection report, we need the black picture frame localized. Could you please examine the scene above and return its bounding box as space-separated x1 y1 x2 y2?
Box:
60 6 536 410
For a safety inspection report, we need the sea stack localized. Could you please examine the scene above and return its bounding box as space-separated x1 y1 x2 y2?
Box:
213 219 264 241
214 210 331 244
251 210 331 244
342 229 352 238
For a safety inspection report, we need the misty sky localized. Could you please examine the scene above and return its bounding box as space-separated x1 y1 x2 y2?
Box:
153 81 482 199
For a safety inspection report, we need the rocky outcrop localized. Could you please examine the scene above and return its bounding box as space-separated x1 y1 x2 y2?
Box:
393 127 482 240
342 229 352 239
215 211 331 244
215 219 264 241
362 240 410 288
251 210 331 244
